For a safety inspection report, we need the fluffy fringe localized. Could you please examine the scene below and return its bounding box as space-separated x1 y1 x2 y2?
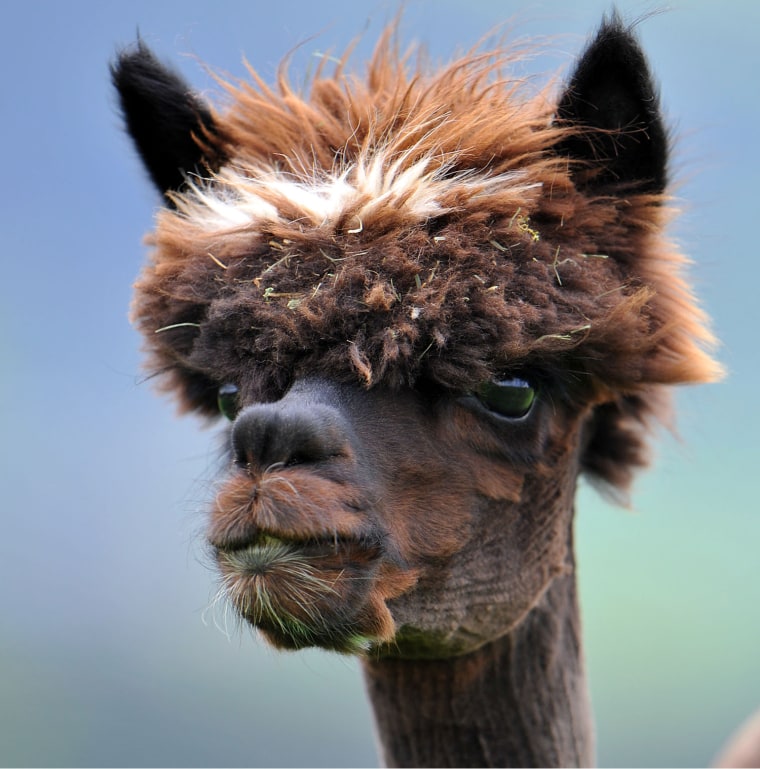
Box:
132 25 722 494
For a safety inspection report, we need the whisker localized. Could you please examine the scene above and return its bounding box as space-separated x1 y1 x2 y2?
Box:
259 473 300 496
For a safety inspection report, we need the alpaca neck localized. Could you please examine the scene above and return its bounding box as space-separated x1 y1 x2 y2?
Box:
361 569 593 768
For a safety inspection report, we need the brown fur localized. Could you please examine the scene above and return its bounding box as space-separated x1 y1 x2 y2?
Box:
115 18 726 766
131 27 721 498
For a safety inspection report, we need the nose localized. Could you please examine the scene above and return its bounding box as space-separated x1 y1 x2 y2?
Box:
231 398 353 472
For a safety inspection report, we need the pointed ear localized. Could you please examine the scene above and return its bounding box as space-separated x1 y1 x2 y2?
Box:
111 41 225 202
556 15 668 193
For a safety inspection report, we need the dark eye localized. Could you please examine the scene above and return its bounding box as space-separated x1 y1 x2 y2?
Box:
477 377 536 419
217 383 240 421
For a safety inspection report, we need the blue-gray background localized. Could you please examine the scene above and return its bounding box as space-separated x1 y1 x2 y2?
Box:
2 1 758 766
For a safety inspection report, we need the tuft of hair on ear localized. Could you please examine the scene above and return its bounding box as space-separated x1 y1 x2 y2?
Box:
110 39 226 202
555 11 668 193
580 388 673 505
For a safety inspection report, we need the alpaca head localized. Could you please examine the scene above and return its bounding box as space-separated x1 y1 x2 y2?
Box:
113 17 721 659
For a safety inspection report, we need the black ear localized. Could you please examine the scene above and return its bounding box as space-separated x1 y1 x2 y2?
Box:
111 40 225 202
556 15 668 193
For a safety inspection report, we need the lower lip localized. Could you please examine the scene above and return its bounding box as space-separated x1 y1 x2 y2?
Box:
217 534 363 574
219 538 295 574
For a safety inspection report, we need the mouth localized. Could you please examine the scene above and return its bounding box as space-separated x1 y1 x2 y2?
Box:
212 529 390 653
206 469 417 653
213 526 379 566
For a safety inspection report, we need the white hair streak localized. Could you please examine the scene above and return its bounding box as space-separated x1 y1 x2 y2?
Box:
175 146 542 234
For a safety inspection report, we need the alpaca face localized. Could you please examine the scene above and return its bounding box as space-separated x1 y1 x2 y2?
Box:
207 375 586 656
113 17 721 659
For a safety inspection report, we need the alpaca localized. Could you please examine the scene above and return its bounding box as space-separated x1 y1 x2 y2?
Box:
113 15 731 767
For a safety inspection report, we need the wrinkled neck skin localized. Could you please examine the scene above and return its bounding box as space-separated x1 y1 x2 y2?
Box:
363 556 594 768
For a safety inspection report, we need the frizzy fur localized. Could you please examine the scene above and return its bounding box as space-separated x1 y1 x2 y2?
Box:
132 23 722 494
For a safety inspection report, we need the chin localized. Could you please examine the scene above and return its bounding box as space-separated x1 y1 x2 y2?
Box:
213 533 393 653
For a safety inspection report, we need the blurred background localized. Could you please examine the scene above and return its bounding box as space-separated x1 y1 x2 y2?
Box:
2 1 758 766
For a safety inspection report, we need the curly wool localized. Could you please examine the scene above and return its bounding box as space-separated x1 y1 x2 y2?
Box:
132 29 721 491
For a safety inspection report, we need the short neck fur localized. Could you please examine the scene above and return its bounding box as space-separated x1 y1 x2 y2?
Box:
361 565 593 768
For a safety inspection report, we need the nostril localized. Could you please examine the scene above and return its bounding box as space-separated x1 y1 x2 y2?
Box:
234 447 260 471
230 402 351 473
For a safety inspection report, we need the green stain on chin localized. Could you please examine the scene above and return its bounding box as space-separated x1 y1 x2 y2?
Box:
260 616 377 655
346 635 374 654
